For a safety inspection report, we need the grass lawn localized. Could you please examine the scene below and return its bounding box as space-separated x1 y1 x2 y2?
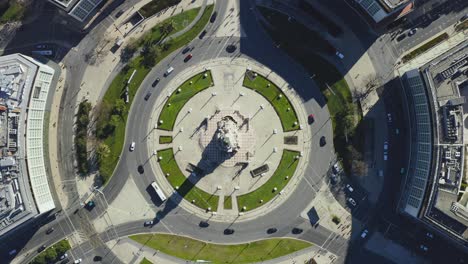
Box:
139 7 200 45
130 233 311 263
158 71 213 131
97 5 213 183
159 135 173 144
140 257 153 264
237 150 300 211
0 1 25 23
158 148 219 211
243 73 299 132
402 33 448 63
223 195 232 210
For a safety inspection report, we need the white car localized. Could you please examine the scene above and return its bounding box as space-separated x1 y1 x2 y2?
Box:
347 197 357 207
387 113 392 123
408 28 417 36
60 253 68 260
130 142 135 151
419 245 428 252
426 232 434 239
383 141 388 151
384 153 388 161
345 184 354 192
144 220 154 226
332 163 341 173
335 51 344 59
361 229 369 239
74 259 82 264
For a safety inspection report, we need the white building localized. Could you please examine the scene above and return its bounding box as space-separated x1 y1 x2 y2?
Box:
0 54 55 236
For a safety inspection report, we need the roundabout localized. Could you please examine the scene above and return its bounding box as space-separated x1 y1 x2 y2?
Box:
149 59 310 220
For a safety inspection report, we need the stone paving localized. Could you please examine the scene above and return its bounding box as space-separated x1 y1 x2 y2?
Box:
147 57 311 221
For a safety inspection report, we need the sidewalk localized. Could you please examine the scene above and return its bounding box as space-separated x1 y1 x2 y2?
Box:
106 237 338 264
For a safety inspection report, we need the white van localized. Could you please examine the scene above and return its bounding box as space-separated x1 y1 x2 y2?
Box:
164 66 174 77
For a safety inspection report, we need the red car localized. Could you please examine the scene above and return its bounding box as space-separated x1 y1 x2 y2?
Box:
308 114 315 124
184 53 193 62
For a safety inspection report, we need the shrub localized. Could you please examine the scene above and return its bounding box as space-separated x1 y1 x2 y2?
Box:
332 215 341 224
139 0 181 18
75 101 92 174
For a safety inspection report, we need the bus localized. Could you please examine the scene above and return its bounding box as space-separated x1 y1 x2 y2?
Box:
150 181 167 202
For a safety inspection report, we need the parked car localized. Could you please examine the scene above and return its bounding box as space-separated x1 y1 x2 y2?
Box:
396 34 406 42
210 11 217 23
387 113 392 123
426 232 434 239
361 229 369 239
184 53 193 62
46 227 54 234
144 221 154 226
419 244 428 252
345 184 354 193
460 14 468 22
383 141 388 151
335 51 344 59
74 259 82 264
151 78 160 87
408 28 417 36
332 163 341 174
115 10 124 18
347 197 357 207
130 142 136 151
384 153 388 161
60 253 68 260
308 114 315 124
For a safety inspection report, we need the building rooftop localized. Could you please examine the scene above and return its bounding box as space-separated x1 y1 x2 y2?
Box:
0 54 55 236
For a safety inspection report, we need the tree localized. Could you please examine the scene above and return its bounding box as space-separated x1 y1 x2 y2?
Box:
44 248 57 262
352 159 368 176
112 99 127 116
120 38 138 63
96 143 111 164
110 114 121 128
140 41 158 67
31 254 46 264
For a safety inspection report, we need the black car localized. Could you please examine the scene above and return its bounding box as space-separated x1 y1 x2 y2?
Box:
182 46 191 54
210 12 217 23
267 228 277 234
137 165 144 174
199 30 207 39
144 92 152 101
396 34 406 42
86 200 96 210
93 256 102 262
292 228 303 234
224 228 234 235
46 227 54 234
151 78 160 87
115 10 124 18
319 136 326 147
199 221 209 228
38 245 47 252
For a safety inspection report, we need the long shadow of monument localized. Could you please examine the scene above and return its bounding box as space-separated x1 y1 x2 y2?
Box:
153 118 236 223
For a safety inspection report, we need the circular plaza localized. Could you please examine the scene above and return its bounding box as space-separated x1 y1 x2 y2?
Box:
148 58 311 220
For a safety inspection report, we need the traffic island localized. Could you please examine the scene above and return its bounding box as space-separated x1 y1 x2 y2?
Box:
150 60 309 219
130 233 312 263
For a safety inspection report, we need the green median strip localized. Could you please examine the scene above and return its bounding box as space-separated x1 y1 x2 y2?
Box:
96 5 214 183
130 233 312 264
157 71 213 131
242 73 299 132
237 150 300 211
31 239 71 264
402 33 449 63
157 148 219 211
